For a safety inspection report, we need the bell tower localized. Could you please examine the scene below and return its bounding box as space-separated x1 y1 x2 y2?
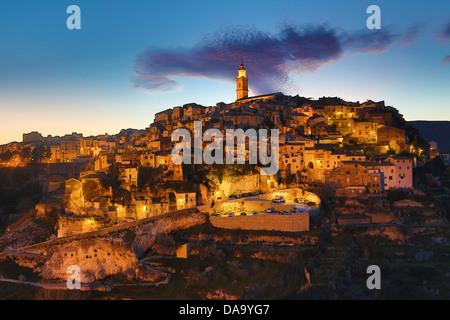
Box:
236 60 248 100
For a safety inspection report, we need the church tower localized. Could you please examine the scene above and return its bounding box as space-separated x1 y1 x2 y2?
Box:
236 60 248 100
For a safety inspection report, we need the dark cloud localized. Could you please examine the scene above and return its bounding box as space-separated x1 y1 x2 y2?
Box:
439 19 450 39
133 23 426 94
342 22 427 53
444 56 450 64
437 19 450 64
342 29 397 53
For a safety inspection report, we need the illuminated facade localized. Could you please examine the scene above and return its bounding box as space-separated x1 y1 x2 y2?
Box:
236 61 249 100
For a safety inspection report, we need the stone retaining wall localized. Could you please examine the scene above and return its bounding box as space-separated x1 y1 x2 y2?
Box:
210 213 309 232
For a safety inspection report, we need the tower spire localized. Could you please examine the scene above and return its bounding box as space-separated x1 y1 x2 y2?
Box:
236 60 248 100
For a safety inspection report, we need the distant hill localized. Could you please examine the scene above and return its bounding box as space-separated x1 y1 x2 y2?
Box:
408 121 450 153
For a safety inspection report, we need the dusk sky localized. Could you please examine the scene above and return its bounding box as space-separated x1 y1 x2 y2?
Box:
0 0 449 145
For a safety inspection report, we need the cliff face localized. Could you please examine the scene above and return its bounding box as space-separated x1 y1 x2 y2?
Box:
38 238 139 283
36 209 207 283
130 209 208 258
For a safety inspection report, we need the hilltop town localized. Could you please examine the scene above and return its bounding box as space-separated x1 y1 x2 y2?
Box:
0 63 448 299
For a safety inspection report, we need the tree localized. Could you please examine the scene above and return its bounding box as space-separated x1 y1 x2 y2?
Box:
20 147 32 163
0 150 14 162
312 182 337 224
31 145 46 163
45 146 52 161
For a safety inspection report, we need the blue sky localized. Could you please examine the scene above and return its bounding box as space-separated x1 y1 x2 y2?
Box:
0 0 449 144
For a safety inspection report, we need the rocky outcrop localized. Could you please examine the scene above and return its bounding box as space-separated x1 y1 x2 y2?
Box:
38 238 138 283
365 226 407 242
32 209 206 283
393 200 424 207
130 209 207 258
0 218 53 253
206 289 237 300
37 236 167 283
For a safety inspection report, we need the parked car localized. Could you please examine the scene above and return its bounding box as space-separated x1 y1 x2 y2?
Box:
251 191 260 196
228 212 234 217
272 196 285 203
229 194 237 200
239 212 247 216
252 212 258 216
266 207 275 213
294 198 304 203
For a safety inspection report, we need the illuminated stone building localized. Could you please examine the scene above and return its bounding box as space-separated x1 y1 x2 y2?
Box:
236 60 249 100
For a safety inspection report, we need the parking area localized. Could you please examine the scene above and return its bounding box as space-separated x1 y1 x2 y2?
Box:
212 197 316 217
209 188 321 218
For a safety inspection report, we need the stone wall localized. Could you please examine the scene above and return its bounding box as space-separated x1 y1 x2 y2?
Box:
210 213 309 232
57 215 116 237
337 215 372 225
185 232 319 246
